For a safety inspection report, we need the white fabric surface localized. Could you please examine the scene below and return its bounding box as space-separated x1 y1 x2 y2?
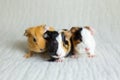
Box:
0 0 120 80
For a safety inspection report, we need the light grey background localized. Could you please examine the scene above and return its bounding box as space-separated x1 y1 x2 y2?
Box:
0 0 120 80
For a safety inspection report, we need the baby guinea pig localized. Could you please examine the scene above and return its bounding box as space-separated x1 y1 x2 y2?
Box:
24 24 54 58
43 29 72 62
70 26 96 58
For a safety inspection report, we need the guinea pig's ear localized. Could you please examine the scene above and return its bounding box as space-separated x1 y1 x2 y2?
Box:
24 29 31 37
53 31 59 38
43 31 49 39
64 31 72 39
70 27 77 33
84 26 95 35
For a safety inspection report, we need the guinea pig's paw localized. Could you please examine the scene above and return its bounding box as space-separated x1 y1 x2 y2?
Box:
55 58 64 62
88 54 95 58
24 53 33 58
71 54 79 59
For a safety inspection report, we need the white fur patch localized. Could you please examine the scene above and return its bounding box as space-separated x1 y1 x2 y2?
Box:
54 33 66 58
77 27 96 55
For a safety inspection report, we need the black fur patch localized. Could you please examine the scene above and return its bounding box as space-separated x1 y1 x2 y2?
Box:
73 28 83 42
61 32 68 46
43 31 59 57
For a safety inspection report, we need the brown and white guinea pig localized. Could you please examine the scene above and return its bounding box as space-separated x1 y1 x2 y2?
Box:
43 29 72 62
24 24 54 58
70 26 96 58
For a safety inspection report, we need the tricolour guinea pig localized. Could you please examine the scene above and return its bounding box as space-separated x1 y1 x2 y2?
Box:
24 24 54 58
43 29 72 62
70 26 96 58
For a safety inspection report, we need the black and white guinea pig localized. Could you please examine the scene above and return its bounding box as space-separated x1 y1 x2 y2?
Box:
43 29 72 62
70 26 96 58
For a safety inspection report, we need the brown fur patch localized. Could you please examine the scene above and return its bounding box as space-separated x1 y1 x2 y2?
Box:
24 24 54 53
70 27 81 46
84 26 91 31
61 30 72 55
70 27 82 55
84 26 95 35
48 26 55 31
70 27 80 33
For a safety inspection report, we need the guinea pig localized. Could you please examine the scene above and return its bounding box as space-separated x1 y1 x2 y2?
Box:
70 26 96 58
24 24 54 58
43 29 72 62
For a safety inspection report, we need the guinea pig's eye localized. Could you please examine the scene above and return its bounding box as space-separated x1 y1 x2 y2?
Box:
65 41 68 45
33 38 36 42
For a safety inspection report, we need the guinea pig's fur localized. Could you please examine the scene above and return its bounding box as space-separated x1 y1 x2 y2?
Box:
24 24 54 58
70 26 96 57
43 29 72 62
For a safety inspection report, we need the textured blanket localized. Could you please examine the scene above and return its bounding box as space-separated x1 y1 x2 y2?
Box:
0 0 120 80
